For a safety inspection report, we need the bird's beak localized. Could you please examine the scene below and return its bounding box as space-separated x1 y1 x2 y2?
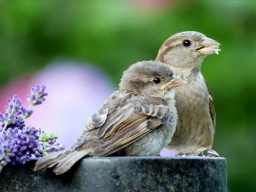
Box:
161 75 186 89
196 37 221 55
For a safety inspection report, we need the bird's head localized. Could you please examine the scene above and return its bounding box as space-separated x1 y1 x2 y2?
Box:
156 31 220 70
119 61 186 98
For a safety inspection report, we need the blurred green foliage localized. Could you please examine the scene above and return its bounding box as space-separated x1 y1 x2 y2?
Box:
0 0 256 191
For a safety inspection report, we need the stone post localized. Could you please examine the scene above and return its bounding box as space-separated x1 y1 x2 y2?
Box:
0 157 227 192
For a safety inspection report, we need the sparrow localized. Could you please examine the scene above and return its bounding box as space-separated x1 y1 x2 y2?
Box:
34 60 186 175
155 31 220 155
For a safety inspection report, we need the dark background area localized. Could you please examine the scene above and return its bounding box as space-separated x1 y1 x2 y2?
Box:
0 1 255 191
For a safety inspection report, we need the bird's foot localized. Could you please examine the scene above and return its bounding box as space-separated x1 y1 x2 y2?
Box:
175 148 220 157
207 150 220 157
175 147 207 157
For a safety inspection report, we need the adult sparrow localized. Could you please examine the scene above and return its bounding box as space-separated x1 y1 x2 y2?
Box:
156 31 220 155
34 61 186 175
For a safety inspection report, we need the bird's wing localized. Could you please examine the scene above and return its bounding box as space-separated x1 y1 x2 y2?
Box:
206 82 216 127
77 92 171 156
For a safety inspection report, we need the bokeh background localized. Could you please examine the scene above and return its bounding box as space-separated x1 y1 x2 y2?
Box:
0 0 255 191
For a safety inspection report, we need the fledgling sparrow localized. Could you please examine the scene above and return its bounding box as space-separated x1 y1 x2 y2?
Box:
156 31 220 155
34 61 186 175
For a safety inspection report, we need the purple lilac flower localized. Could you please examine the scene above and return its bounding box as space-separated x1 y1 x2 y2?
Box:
0 85 47 129
0 95 26 130
0 85 64 172
0 127 42 170
27 85 48 106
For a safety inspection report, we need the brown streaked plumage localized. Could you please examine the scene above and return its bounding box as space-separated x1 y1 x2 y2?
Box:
34 61 186 175
156 31 220 155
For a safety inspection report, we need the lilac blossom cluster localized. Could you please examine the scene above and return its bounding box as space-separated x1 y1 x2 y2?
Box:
0 85 64 172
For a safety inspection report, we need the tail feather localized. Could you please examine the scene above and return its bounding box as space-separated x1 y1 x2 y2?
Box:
34 150 69 171
47 150 73 168
53 150 90 175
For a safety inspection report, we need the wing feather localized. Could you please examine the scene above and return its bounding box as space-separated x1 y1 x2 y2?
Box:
205 81 216 127
92 94 170 156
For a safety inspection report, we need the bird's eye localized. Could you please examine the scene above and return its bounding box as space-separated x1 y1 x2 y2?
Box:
183 39 191 47
153 78 161 84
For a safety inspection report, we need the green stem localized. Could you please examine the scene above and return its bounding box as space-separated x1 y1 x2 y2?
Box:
28 104 33 111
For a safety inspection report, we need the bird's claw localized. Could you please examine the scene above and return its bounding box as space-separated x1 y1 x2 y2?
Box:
207 150 220 157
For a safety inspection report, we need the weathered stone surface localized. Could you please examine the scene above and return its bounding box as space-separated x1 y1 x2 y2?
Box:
0 156 227 192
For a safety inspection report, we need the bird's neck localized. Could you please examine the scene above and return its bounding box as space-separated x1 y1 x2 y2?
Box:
158 56 205 80
169 66 201 82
